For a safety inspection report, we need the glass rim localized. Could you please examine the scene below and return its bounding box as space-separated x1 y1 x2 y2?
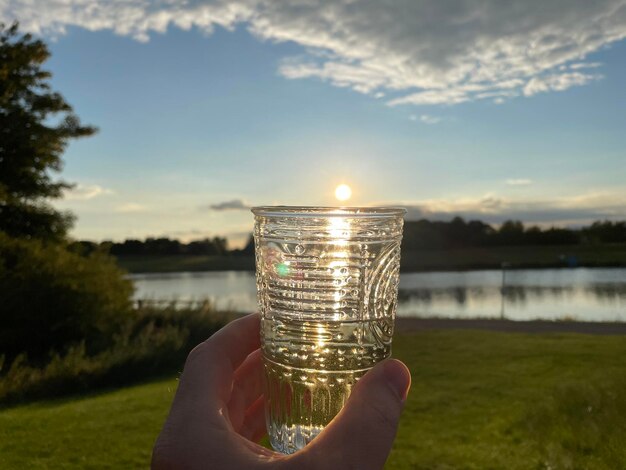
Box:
251 205 407 218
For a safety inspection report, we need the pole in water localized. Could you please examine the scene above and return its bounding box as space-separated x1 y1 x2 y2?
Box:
500 262 510 320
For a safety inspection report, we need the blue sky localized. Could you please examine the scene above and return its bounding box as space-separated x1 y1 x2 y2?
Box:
3 1 625 246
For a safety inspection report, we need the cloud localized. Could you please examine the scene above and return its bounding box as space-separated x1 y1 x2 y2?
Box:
506 179 533 186
115 203 146 213
397 192 626 226
522 72 602 97
209 199 251 211
420 114 442 125
410 114 442 124
569 62 603 70
2 1 625 106
63 184 113 200
391 89 471 107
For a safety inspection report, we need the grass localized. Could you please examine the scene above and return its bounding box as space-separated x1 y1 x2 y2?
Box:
1 330 626 469
115 244 626 273
0 379 175 469
388 331 626 469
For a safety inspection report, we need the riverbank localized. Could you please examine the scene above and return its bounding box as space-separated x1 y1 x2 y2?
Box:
2 328 625 468
115 243 626 273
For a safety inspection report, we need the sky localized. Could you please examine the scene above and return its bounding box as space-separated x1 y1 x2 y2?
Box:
2 0 625 247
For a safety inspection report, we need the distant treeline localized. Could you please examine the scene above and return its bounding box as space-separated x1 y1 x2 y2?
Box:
402 219 626 250
71 219 626 256
71 236 243 257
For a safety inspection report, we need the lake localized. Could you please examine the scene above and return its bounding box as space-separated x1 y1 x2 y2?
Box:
130 268 626 322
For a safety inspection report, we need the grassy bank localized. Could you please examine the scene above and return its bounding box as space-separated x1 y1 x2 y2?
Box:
401 243 626 272
115 243 626 273
2 329 625 468
115 254 254 273
0 307 231 405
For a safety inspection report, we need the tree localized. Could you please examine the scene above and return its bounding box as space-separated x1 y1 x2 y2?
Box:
497 220 525 245
582 221 626 244
0 23 97 240
0 24 133 363
241 234 255 255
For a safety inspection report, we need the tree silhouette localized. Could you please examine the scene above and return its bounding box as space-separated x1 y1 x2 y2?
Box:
497 220 525 245
0 24 134 363
0 23 97 240
583 221 626 244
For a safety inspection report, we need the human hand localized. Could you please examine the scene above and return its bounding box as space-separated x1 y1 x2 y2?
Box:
152 313 411 469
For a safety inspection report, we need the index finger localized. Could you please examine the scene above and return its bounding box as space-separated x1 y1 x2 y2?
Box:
205 313 260 367
180 313 261 405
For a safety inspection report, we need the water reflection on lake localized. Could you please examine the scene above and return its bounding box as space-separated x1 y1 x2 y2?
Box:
130 268 626 322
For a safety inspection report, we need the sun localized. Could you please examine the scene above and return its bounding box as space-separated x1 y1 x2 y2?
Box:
334 184 352 202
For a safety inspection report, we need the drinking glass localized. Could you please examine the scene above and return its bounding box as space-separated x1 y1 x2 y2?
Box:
252 206 405 454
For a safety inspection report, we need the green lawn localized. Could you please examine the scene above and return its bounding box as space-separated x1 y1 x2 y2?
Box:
0 378 175 469
1 330 625 469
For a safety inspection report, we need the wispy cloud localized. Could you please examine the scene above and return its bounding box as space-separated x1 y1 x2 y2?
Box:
209 199 250 211
115 203 146 213
3 0 625 106
63 184 113 201
568 62 603 70
410 114 442 124
522 72 602 97
505 179 533 186
396 192 626 226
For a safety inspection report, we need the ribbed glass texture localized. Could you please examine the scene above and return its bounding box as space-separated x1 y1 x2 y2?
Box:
252 206 405 454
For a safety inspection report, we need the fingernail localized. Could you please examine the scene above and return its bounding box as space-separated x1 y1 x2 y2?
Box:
383 359 411 402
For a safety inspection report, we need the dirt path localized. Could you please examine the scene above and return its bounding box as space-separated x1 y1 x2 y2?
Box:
395 317 626 335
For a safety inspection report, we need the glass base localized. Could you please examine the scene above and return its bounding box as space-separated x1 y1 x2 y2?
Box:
268 424 324 454
263 358 374 454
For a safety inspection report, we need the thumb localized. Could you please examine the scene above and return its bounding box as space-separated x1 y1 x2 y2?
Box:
291 359 411 470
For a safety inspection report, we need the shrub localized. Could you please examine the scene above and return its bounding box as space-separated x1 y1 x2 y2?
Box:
0 304 230 404
0 232 134 362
